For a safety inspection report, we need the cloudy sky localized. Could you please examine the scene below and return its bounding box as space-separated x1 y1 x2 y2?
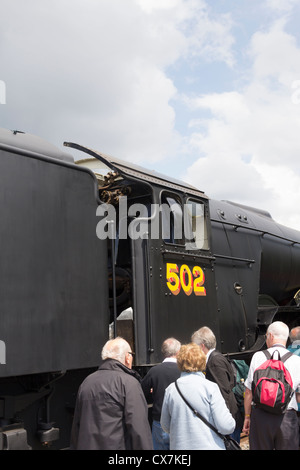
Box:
1 0 300 230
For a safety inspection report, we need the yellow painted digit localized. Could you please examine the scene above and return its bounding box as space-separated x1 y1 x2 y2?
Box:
193 266 206 296
166 263 181 295
180 264 193 296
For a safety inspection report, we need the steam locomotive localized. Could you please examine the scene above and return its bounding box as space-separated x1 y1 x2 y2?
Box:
0 128 299 449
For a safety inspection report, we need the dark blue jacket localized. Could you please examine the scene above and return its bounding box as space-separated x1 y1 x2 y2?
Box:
142 360 180 421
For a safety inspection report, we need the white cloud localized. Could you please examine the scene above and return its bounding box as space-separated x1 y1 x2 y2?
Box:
187 11 235 67
0 0 236 163
250 19 300 86
265 0 300 13
183 11 300 230
0 0 182 160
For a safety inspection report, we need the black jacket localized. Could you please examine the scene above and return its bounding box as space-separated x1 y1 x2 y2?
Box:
70 359 153 450
142 361 181 421
206 350 238 420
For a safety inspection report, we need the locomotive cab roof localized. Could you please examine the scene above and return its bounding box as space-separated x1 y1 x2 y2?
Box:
65 141 208 199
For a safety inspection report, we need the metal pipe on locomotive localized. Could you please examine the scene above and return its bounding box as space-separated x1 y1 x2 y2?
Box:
0 128 299 449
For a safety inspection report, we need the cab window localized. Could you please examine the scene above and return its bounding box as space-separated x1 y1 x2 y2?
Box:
161 194 184 245
185 200 209 250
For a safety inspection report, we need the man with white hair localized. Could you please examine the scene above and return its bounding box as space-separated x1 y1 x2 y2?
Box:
243 321 300 450
142 337 181 449
70 337 153 450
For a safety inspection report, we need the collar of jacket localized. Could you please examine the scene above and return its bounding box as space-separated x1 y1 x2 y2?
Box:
98 358 142 382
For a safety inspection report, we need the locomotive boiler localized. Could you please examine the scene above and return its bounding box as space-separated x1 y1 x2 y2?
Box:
0 128 299 449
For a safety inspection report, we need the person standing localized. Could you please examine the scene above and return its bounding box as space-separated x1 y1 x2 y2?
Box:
70 337 153 450
142 337 181 449
288 325 300 442
231 359 249 442
191 327 239 430
288 326 300 358
288 326 300 408
160 343 235 450
243 321 300 450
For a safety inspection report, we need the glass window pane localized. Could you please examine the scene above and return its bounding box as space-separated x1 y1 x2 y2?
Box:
185 200 209 250
161 194 183 244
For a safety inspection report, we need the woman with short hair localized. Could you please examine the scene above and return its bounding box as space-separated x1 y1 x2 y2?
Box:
160 343 235 450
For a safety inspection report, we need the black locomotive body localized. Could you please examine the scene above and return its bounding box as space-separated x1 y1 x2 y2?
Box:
0 128 299 449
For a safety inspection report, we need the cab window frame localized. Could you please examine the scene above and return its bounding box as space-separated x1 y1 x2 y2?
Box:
160 192 184 246
184 198 209 251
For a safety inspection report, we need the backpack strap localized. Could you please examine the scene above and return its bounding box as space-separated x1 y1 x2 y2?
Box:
263 350 271 360
280 351 293 363
264 349 293 362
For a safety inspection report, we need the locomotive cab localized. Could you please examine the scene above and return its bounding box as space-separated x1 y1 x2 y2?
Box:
71 143 219 366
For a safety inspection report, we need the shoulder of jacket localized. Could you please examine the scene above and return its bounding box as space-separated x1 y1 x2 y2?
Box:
209 350 229 365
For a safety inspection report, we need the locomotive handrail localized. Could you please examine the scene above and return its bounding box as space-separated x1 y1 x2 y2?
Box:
161 248 254 264
161 249 215 261
213 253 255 265
210 217 300 246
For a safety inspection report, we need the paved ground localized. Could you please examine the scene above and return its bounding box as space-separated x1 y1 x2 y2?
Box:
240 434 249 450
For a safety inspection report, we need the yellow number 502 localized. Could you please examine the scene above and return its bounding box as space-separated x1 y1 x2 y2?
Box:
166 263 206 297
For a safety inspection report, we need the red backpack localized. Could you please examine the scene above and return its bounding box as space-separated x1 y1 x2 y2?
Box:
252 349 294 414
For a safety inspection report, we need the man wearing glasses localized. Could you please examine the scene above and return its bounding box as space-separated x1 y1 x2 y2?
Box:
70 336 153 450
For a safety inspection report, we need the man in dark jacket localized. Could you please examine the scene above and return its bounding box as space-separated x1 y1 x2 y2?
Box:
70 337 153 450
142 337 181 449
191 327 239 433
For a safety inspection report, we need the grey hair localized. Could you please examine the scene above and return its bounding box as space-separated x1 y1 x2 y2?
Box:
191 326 216 350
267 321 289 342
161 338 181 358
101 337 131 363
289 326 300 342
